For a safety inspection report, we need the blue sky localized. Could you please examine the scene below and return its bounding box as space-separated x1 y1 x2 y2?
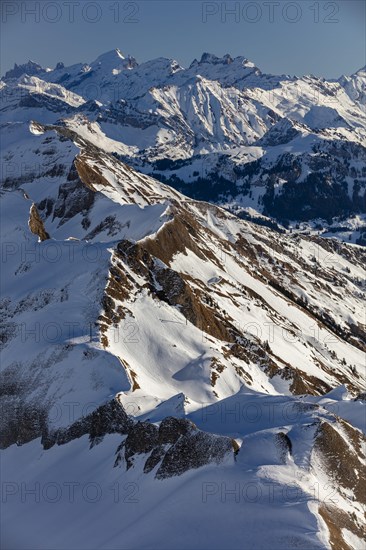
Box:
1 0 365 77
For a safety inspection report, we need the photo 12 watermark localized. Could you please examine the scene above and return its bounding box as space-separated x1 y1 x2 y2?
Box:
1 1 140 24
201 1 340 24
201 479 339 505
1 480 140 504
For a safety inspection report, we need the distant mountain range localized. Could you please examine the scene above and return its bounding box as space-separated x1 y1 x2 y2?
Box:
2 49 366 241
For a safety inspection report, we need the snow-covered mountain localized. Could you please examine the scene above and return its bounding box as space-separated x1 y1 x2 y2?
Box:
2 49 366 237
1 51 366 550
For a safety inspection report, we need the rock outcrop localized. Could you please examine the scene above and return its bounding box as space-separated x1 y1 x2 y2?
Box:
42 398 133 449
115 415 236 479
155 428 234 479
28 203 50 241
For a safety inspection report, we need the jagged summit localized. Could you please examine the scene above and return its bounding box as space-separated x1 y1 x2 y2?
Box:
199 52 233 64
3 59 45 80
189 51 256 69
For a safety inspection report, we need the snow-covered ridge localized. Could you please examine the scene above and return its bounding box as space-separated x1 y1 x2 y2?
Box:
1 116 365 423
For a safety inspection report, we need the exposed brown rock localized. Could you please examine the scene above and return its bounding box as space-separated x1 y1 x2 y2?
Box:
314 420 366 505
319 504 365 550
28 203 50 241
74 154 111 191
265 362 332 396
144 209 204 265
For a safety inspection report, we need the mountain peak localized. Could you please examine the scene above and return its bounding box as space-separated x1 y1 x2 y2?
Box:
3 60 44 80
91 49 138 71
200 52 219 64
94 48 125 62
189 52 257 72
198 52 233 65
